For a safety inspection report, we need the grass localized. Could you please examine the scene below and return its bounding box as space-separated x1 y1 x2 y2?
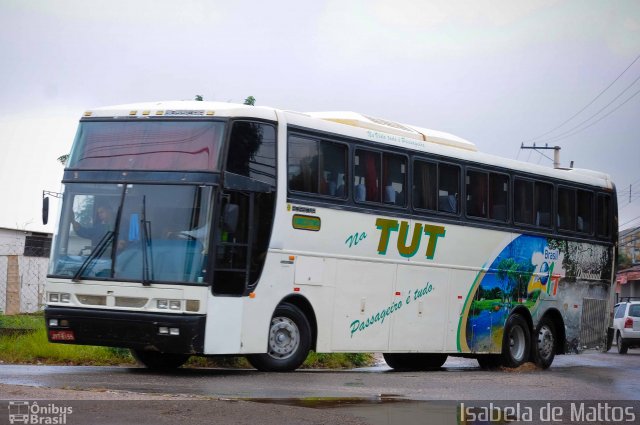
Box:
0 313 374 369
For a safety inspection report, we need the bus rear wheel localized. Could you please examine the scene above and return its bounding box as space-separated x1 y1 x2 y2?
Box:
246 303 311 372
383 353 448 371
131 349 190 370
532 317 556 369
501 313 531 368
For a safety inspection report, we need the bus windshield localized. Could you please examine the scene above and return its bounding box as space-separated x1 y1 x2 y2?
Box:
67 120 225 171
49 183 213 284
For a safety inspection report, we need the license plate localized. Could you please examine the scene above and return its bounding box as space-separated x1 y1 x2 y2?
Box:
634 320 640 331
49 330 75 341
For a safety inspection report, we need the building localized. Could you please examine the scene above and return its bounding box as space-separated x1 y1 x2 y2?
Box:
619 225 640 265
0 227 52 314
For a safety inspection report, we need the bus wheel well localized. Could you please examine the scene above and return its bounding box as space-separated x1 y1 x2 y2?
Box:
540 309 566 355
510 306 533 333
278 295 318 351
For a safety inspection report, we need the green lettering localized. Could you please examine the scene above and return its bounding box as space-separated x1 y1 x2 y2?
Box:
376 218 399 255
423 225 446 259
397 221 423 258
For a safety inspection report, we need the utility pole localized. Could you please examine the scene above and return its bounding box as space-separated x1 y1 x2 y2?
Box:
520 143 562 169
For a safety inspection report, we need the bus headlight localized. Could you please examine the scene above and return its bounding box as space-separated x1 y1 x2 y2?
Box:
48 292 71 303
157 299 181 310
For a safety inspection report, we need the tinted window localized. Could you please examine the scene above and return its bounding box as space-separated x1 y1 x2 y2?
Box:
382 153 407 206
514 179 534 224
354 149 406 206
466 170 488 218
629 304 640 317
489 173 509 222
288 136 347 198
514 178 552 228
354 149 380 202
227 122 277 186
68 121 225 171
413 160 437 210
576 190 593 233
535 182 553 228
614 304 625 319
438 164 460 214
558 187 576 231
597 194 612 237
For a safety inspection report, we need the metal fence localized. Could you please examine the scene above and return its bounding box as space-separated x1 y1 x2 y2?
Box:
0 255 48 314
0 229 50 314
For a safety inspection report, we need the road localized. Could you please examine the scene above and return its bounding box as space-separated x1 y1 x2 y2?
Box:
1 351 639 425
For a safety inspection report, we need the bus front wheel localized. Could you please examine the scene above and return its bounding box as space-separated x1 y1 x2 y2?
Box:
246 303 311 372
131 349 190 370
501 313 531 368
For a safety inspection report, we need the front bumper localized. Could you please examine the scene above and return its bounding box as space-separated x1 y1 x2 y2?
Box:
45 306 206 354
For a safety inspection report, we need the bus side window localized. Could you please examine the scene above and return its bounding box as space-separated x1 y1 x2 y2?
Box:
383 153 406 206
413 160 437 211
489 173 509 222
596 194 611 237
438 164 459 214
576 190 593 233
354 149 381 203
227 121 277 187
534 182 553 228
558 187 576 231
466 170 488 218
514 178 533 225
288 135 347 198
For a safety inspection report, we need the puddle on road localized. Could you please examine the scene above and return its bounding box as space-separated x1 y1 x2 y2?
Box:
245 397 514 425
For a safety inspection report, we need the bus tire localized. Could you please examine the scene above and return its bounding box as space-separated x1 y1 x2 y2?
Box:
476 355 501 370
383 353 448 371
131 349 190 370
246 303 311 372
501 313 531 368
532 317 556 369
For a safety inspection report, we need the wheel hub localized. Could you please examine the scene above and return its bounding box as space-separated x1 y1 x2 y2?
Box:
537 325 554 359
509 326 526 362
268 317 299 359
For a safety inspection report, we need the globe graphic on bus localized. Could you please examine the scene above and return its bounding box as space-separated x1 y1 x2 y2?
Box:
539 262 550 286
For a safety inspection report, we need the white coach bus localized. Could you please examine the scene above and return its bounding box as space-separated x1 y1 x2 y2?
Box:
44 101 617 371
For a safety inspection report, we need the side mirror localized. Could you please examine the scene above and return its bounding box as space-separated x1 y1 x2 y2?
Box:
222 203 239 233
42 196 50 225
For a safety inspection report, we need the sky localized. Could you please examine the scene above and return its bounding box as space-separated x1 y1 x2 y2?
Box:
1 0 639 234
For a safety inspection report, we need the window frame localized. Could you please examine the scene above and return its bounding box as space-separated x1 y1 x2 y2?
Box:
286 133 349 201
412 157 462 217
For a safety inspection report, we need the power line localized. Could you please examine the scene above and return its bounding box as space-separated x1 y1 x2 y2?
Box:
526 53 640 143
620 214 640 229
535 79 640 145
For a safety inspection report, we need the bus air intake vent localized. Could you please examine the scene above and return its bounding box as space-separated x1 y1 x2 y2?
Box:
77 295 107 306
115 297 148 308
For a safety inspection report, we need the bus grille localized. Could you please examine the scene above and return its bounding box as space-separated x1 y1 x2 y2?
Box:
580 298 608 350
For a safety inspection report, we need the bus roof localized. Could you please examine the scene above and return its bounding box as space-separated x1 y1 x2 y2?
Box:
83 101 614 190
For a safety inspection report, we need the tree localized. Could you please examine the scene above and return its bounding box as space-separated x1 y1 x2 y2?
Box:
618 252 633 270
57 154 69 165
244 96 256 106
496 257 535 303
195 95 203 101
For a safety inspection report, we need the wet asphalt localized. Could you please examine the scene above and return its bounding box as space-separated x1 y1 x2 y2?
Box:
0 350 639 424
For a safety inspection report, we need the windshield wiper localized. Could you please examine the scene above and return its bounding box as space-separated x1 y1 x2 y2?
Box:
141 196 153 286
71 231 114 282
